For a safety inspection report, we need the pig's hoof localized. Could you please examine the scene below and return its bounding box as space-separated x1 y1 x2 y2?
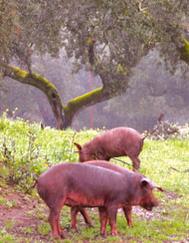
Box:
87 223 94 228
101 232 107 238
57 228 66 239
72 228 79 233
52 233 60 239
70 225 79 232
60 232 65 239
65 225 71 231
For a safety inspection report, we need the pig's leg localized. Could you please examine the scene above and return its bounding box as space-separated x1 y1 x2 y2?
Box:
107 206 118 236
48 208 61 238
79 207 93 227
99 207 108 237
129 156 141 171
71 207 93 230
48 198 66 238
122 206 133 227
70 207 79 230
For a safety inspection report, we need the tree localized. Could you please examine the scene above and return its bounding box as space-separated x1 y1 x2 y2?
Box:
0 0 189 128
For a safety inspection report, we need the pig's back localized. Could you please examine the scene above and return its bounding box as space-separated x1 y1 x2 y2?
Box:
94 127 143 155
37 162 126 193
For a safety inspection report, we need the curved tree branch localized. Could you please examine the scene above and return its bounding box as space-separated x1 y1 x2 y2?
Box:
64 86 117 127
1 63 65 129
0 62 131 129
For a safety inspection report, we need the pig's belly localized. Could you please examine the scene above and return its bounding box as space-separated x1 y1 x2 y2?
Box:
65 192 104 207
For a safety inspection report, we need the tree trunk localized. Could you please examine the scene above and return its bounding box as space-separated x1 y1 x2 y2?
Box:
1 64 65 129
1 63 130 129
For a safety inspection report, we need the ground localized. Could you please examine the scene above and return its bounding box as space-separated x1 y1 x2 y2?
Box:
0 181 185 243
0 183 50 242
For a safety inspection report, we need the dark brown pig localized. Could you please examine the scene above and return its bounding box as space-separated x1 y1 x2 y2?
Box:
37 162 160 238
74 127 145 170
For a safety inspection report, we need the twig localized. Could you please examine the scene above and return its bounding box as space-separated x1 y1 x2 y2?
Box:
170 166 181 172
111 158 131 167
170 166 189 173
138 0 148 12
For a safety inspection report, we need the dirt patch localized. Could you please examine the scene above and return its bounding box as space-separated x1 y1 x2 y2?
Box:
0 183 180 242
0 184 51 242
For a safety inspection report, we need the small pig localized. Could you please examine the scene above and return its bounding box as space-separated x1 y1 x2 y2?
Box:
74 127 145 170
37 162 160 238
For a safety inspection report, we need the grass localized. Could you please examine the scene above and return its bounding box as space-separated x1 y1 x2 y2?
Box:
37 223 51 236
0 115 189 242
0 228 16 243
0 196 17 209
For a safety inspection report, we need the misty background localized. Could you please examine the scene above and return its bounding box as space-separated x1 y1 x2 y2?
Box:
1 49 188 132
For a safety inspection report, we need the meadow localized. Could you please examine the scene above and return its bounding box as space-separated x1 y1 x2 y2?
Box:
0 115 189 242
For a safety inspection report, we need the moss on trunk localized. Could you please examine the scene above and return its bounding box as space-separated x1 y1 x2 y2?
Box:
180 39 189 64
1 63 122 129
1 64 65 129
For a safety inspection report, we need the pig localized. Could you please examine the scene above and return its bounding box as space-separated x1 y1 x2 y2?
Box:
70 161 163 230
37 162 160 238
70 161 135 230
74 127 145 171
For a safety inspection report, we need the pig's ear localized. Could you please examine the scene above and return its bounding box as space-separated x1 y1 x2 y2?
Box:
74 142 82 151
140 178 152 188
146 179 164 192
141 178 164 192
155 186 164 192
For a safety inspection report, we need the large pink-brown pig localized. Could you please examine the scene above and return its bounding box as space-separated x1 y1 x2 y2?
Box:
74 127 145 170
70 160 158 230
37 162 160 238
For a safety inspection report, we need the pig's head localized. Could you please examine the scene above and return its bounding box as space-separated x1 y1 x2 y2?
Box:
74 143 91 162
138 178 163 211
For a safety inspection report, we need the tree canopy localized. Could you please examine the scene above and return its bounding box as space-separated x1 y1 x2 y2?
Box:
0 0 189 128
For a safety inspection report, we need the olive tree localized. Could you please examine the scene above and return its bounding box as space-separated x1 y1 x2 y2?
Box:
0 0 188 128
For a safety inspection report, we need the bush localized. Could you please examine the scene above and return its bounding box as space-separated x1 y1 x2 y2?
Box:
146 121 189 140
0 115 98 192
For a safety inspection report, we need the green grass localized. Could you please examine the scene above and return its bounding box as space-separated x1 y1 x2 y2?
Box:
36 223 51 236
0 116 189 242
0 228 16 243
0 196 17 209
4 220 15 230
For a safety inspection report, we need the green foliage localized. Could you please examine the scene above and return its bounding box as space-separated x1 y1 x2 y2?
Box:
1 0 188 84
0 196 17 208
36 223 50 236
1 0 189 130
0 115 98 192
0 228 16 243
4 220 15 231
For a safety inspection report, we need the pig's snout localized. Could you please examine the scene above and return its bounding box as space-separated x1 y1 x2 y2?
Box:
142 199 159 211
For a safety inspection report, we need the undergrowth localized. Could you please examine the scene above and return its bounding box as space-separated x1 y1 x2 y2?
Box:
0 114 98 192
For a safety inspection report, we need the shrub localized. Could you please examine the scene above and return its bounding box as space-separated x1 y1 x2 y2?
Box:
0 115 98 192
146 121 189 140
